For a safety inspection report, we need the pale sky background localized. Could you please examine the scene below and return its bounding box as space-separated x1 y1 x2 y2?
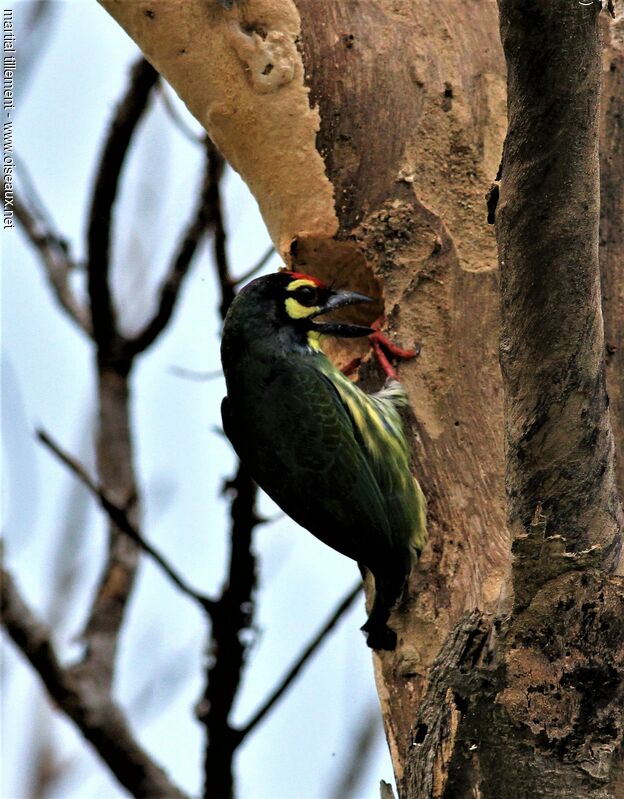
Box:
1 2 392 798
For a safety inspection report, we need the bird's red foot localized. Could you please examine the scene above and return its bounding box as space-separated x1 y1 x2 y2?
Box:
341 318 420 379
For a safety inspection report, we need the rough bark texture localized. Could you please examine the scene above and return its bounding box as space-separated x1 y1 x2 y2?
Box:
600 14 624 503
408 3 624 797
497 0 621 569
294 5 510 777
96 1 624 796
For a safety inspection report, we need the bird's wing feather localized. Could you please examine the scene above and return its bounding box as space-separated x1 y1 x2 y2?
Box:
319 367 426 556
223 361 395 564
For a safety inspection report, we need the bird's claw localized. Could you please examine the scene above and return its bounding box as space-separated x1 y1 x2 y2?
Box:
341 320 419 379
370 317 420 380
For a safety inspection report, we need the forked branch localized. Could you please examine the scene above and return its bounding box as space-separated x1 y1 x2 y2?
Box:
36 428 215 614
236 581 363 741
1 567 189 799
126 139 215 357
86 56 159 356
1 171 90 333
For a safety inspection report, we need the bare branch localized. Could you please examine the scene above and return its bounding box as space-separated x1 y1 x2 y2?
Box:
156 83 204 144
200 461 258 798
1 565 190 799
233 245 276 286
236 581 363 741
169 366 223 382
79 57 160 687
86 56 159 356
331 704 383 799
1 178 90 333
36 429 215 614
205 140 235 319
195 159 262 795
125 142 214 357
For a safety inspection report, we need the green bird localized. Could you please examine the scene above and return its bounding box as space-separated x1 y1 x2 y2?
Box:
220 270 426 650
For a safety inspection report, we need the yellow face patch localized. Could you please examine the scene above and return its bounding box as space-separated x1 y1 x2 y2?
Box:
285 298 319 318
284 278 320 319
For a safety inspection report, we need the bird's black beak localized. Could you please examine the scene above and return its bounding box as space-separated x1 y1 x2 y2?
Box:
310 289 375 338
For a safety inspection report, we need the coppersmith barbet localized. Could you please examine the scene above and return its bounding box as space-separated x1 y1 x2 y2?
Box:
220 271 426 650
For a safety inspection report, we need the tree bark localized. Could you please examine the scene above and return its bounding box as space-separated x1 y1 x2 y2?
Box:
448 3 624 795
600 13 624 502
97 1 624 796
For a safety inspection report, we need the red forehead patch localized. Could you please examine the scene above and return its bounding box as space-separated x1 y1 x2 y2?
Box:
282 271 325 287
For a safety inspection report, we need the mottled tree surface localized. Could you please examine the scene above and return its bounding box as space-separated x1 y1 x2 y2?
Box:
72 0 624 795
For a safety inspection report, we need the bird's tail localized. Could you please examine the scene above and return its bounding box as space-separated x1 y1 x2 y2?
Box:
360 556 411 651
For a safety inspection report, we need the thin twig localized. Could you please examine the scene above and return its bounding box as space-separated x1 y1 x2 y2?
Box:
13 151 64 239
1 179 90 333
36 429 215 614
233 245 276 286
205 140 235 319
86 56 159 355
201 461 259 798
80 57 159 686
236 582 363 741
169 366 223 382
125 141 214 356
329 704 382 799
0 565 190 799
198 161 260 796
156 83 205 144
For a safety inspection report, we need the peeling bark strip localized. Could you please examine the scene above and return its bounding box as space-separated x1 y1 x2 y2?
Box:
401 610 491 798
496 0 623 569
435 572 624 799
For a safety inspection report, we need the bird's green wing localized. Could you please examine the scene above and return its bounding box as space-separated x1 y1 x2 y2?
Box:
316 366 427 556
223 361 395 564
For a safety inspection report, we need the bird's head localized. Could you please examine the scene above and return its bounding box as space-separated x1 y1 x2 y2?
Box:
224 271 374 352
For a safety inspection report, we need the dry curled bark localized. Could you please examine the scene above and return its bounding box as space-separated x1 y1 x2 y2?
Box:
97 1 624 796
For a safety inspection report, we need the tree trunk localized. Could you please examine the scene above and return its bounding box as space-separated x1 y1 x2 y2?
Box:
97 1 624 795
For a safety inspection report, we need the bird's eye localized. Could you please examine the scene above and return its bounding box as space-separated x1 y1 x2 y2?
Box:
293 285 318 306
